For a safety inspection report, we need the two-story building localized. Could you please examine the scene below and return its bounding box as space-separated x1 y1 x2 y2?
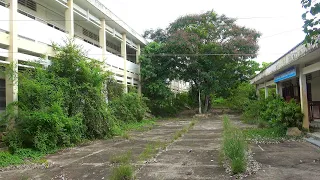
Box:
0 0 148 111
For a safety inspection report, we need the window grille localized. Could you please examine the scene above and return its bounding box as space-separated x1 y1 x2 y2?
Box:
18 0 37 11
83 28 99 42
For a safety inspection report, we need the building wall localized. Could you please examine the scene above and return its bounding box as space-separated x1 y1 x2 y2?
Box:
311 71 320 101
0 0 143 109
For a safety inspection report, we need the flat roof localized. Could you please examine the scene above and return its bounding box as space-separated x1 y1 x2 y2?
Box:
76 0 147 46
251 40 320 85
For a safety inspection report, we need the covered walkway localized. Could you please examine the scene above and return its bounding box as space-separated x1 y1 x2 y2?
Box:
251 41 320 130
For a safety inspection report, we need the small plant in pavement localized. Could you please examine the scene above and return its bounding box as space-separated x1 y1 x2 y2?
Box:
110 164 134 180
222 115 247 174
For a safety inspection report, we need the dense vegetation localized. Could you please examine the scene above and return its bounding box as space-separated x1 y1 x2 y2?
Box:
228 83 303 129
141 10 261 115
1 42 149 158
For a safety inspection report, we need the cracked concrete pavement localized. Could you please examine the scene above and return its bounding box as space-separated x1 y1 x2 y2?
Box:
1 114 320 180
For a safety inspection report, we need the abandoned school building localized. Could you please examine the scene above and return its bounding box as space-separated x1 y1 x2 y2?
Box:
251 41 320 130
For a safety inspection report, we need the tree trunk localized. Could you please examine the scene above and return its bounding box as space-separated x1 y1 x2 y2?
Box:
204 95 209 113
198 89 202 114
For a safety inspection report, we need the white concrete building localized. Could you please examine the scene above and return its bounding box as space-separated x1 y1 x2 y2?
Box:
0 0 147 111
170 80 190 94
251 41 320 130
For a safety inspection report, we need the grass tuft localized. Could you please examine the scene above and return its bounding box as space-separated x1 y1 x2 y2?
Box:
172 119 197 141
222 115 247 174
0 148 48 167
122 132 130 140
110 151 132 164
110 164 134 180
243 126 287 140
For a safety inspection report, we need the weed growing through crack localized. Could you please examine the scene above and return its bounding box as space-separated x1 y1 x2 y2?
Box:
172 119 198 141
122 132 130 140
110 151 132 164
222 115 247 174
110 164 134 180
138 141 166 161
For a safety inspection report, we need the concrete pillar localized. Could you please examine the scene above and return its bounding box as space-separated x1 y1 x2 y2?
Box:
65 0 74 38
99 19 107 61
136 44 141 95
256 84 260 98
265 83 268 99
121 33 127 93
277 82 283 98
6 0 18 106
299 65 310 130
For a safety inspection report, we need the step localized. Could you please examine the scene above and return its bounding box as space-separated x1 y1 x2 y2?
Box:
305 137 320 148
308 132 320 140
310 121 320 129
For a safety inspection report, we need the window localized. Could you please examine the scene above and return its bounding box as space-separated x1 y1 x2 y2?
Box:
106 40 120 52
83 28 99 42
18 0 37 12
0 79 5 111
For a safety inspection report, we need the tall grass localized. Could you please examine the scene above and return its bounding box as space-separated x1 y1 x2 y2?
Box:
222 115 247 174
110 164 133 180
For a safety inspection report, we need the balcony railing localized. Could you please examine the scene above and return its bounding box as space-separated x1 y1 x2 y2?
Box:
0 5 139 85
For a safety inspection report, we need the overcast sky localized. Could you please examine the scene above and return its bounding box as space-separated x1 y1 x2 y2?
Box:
101 0 305 64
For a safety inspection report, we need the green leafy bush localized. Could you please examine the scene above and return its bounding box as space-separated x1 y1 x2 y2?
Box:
227 82 257 112
222 116 247 174
0 151 23 167
243 96 303 128
110 93 149 123
2 42 115 152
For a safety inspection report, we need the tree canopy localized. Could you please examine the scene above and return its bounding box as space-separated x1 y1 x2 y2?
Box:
141 10 261 113
301 0 320 44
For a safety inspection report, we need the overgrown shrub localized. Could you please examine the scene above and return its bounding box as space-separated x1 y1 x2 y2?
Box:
109 93 149 123
222 116 247 174
2 42 116 152
227 82 257 111
243 96 303 128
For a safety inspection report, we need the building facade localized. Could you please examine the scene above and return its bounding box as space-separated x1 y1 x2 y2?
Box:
251 41 320 130
0 0 147 111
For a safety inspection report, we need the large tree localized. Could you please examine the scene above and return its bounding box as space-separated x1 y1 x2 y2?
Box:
142 11 261 113
301 0 320 44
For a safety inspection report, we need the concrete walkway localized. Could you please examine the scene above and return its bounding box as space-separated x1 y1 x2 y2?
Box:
247 141 320 180
1 114 320 180
136 117 226 180
0 118 195 180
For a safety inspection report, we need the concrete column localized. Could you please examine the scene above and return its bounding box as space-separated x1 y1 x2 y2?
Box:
65 0 74 38
265 83 268 99
136 44 141 95
6 0 18 106
256 84 260 98
121 33 127 93
277 82 283 98
299 65 310 130
99 19 107 61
